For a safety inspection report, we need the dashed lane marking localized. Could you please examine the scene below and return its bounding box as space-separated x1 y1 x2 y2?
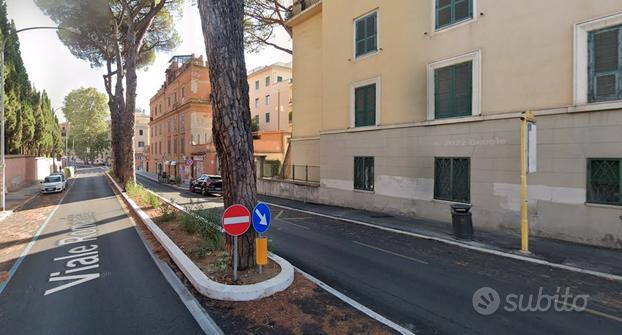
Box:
352 241 428 265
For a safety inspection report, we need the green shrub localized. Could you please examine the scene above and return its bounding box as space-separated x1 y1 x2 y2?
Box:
264 159 281 177
144 192 161 209
181 212 199 234
206 252 229 273
63 167 73 178
158 204 177 222
175 175 181 185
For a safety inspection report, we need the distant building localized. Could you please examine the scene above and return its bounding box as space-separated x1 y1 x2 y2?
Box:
248 62 292 132
135 111 150 171
148 54 217 182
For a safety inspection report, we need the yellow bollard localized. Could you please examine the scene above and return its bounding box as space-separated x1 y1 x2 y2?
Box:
256 237 268 266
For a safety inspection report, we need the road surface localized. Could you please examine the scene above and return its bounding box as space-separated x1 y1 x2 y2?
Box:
0 168 203 335
136 173 622 335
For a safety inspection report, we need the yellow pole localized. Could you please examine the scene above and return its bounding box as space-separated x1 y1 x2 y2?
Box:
520 112 529 253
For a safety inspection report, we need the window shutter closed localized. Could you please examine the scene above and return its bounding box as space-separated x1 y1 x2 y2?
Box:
589 25 622 102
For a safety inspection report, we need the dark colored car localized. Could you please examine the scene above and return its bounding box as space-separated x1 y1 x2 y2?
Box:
190 174 223 196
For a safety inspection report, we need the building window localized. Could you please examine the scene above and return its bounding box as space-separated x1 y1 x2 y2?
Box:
427 51 480 120
435 0 473 30
354 11 378 58
174 92 177 103
265 95 271 105
587 158 621 206
255 80 259 90
354 157 374 191
181 86 185 98
434 61 472 119
255 98 260 108
180 136 185 154
265 76 270 86
254 115 259 126
180 113 185 132
168 97 171 106
265 112 270 123
354 83 377 127
138 141 144 148
588 24 622 103
167 138 171 153
277 76 283 82
434 157 470 203
139 129 143 136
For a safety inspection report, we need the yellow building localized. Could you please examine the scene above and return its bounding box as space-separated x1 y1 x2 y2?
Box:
284 0 622 248
247 62 293 132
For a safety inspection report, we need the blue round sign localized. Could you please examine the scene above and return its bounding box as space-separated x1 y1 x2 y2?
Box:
252 203 271 234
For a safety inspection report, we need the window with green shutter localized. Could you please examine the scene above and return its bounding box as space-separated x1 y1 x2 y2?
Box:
436 0 473 30
588 24 622 102
587 158 622 206
434 61 472 119
255 80 259 90
354 84 376 127
354 157 374 191
355 12 378 58
434 157 470 203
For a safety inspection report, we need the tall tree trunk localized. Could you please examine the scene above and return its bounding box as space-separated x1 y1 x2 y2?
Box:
199 0 257 270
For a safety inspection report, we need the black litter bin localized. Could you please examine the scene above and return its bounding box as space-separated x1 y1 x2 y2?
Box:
450 204 473 240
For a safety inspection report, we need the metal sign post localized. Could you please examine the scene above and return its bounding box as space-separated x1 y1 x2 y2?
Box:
252 203 271 274
520 111 536 253
233 236 238 282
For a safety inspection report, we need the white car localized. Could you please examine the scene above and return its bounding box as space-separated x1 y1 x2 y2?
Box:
41 175 66 194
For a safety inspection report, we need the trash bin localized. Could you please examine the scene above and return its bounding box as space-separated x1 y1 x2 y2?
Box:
450 204 473 240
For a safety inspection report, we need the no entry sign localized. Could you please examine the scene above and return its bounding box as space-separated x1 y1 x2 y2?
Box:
222 204 251 236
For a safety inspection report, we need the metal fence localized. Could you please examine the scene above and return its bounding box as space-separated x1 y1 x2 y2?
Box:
261 164 320 184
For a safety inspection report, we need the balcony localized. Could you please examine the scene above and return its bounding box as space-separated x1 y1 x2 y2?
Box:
286 0 321 21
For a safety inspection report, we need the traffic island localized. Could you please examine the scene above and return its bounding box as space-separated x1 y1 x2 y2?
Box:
106 172 407 334
105 172 293 301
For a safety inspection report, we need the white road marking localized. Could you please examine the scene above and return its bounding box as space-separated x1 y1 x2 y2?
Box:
557 300 622 324
278 220 310 230
293 265 415 335
223 216 250 225
275 210 283 219
352 241 428 265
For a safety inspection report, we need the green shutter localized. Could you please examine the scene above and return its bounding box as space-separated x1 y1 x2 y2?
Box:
588 24 622 102
355 12 377 57
435 62 472 119
436 0 473 29
355 84 376 127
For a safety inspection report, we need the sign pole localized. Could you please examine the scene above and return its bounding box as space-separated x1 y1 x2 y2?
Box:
259 233 263 274
233 236 238 282
520 111 535 253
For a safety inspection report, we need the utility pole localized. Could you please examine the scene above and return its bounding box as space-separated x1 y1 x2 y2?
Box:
520 111 536 253
1 26 62 212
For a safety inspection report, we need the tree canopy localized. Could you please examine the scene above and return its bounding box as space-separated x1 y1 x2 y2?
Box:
0 0 62 157
63 87 110 164
244 0 292 54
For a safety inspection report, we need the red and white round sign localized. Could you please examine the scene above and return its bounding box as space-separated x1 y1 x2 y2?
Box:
222 204 251 236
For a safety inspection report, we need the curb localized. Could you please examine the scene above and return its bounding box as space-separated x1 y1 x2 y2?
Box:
106 171 295 301
265 202 622 283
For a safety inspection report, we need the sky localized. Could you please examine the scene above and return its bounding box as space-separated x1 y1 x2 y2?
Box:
6 0 292 121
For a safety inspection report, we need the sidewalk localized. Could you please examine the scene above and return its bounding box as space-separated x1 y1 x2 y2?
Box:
0 183 41 221
260 194 622 278
137 171 189 190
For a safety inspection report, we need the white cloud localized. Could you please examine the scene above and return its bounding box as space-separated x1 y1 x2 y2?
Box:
7 0 292 121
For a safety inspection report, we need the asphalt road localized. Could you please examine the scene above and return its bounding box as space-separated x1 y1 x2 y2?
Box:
0 168 203 335
136 174 622 335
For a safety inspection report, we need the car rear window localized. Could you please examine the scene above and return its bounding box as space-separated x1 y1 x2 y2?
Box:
45 176 61 183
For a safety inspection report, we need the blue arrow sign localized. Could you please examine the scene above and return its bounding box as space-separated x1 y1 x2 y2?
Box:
252 203 271 234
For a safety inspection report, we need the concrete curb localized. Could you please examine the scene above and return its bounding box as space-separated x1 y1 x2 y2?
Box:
266 202 622 283
106 172 294 301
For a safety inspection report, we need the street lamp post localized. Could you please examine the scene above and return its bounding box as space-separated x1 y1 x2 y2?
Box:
1 26 61 212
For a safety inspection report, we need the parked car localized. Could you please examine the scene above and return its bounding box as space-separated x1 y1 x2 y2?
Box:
190 174 223 196
40 174 66 194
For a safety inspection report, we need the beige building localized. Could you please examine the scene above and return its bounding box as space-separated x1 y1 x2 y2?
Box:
283 0 622 248
248 62 293 132
135 111 150 171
